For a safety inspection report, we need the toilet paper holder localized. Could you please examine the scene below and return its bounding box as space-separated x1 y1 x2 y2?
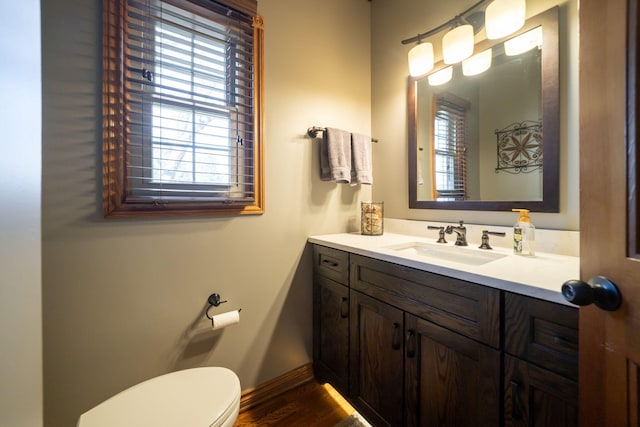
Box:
205 293 241 321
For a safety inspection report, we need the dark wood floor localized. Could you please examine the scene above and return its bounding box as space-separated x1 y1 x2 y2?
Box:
234 380 355 426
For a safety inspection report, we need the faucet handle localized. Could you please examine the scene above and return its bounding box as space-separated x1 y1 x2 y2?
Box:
479 230 506 250
427 226 448 243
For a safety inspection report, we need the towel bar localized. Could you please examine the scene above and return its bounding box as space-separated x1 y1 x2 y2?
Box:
307 126 379 143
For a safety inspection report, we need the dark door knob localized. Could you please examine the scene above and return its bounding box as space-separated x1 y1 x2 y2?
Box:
561 276 622 311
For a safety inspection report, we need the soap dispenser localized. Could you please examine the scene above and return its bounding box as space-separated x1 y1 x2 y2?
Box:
512 209 535 256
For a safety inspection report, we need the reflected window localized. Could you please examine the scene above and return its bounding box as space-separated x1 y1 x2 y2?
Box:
432 95 468 200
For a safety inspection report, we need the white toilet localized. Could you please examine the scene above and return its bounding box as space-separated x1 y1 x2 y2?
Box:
77 367 241 427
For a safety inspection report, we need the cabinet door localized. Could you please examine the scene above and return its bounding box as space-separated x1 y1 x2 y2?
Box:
405 314 500 427
504 354 578 427
313 275 350 395
350 290 404 427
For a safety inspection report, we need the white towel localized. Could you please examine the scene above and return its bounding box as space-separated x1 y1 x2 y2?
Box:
350 132 373 185
320 127 351 183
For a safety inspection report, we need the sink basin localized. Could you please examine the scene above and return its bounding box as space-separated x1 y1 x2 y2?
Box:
385 241 507 266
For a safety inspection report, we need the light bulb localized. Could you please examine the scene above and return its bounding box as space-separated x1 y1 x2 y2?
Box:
442 25 474 64
428 66 453 86
485 0 526 40
504 26 542 56
462 48 492 76
408 42 434 77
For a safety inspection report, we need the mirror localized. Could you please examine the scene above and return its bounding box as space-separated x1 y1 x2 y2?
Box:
408 7 559 212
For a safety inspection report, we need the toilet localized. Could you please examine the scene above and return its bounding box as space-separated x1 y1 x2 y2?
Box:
77 367 241 427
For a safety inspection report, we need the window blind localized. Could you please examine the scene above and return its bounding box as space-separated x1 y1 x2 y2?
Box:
103 0 264 216
432 96 468 201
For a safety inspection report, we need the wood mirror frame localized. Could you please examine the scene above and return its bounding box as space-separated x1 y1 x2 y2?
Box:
408 7 559 212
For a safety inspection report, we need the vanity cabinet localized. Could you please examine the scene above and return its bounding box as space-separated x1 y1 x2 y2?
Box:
311 244 578 427
503 293 578 427
349 253 501 426
312 245 350 396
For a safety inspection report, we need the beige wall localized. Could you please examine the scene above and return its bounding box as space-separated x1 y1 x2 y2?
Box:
0 1 43 426
371 0 579 230
41 1 371 425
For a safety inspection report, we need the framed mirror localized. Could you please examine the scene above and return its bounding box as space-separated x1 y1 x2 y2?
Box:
408 7 559 212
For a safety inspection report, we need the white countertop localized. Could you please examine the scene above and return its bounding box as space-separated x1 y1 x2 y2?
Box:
308 232 579 307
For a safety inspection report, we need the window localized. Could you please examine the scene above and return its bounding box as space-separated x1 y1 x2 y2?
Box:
103 0 264 217
432 94 468 201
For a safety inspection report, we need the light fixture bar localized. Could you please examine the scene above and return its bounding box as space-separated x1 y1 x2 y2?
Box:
401 0 489 46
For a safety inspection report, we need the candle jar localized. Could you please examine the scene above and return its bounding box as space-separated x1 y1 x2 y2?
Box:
361 202 384 236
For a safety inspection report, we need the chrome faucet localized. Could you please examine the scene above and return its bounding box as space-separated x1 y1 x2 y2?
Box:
445 221 468 246
427 225 448 243
478 230 506 250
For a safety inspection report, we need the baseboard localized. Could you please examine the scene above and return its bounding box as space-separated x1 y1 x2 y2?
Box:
239 363 315 413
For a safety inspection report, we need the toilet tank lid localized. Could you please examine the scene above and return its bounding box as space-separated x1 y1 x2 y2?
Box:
78 367 241 427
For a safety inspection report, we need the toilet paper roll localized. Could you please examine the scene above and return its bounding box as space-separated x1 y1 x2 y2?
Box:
210 310 240 331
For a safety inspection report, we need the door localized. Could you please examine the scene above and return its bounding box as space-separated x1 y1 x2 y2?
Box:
580 0 640 425
349 290 404 427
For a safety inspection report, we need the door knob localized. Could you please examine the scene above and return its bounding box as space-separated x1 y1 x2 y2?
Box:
561 276 622 311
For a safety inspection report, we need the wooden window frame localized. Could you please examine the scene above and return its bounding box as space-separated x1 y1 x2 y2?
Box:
102 0 264 217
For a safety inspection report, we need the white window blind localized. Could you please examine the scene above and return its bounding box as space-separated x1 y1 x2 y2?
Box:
432 96 468 201
103 0 264 216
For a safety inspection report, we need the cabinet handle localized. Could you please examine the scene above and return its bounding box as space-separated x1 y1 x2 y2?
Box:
406 329 416 358
510 380 523 420
553 335 575 349
392 322 401 350
340 297 349 319
321 259 339 267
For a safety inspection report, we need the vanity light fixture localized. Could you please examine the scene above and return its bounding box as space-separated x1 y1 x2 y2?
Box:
442 24 474 64
462 48 493 76
504 26 542 56
408 42 435 77
485 0 526 39
402 0 527 73
428 66 453 86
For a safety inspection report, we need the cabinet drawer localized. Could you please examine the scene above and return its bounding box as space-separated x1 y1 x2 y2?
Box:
505 293 578 380
313 245 349 285
350 254 500 348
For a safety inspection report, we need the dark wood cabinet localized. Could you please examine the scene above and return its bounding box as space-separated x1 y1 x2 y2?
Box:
314 275 350 395
405 313 500 427
348 252 503 426
504 293 579 379
349 290 404 427
503 292 578 427
311 244 578 427
349 254 501 348
312 245 350 396
504 355 578 427
504 293 579 427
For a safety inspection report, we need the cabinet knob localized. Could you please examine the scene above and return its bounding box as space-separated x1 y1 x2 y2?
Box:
561 276 622 311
